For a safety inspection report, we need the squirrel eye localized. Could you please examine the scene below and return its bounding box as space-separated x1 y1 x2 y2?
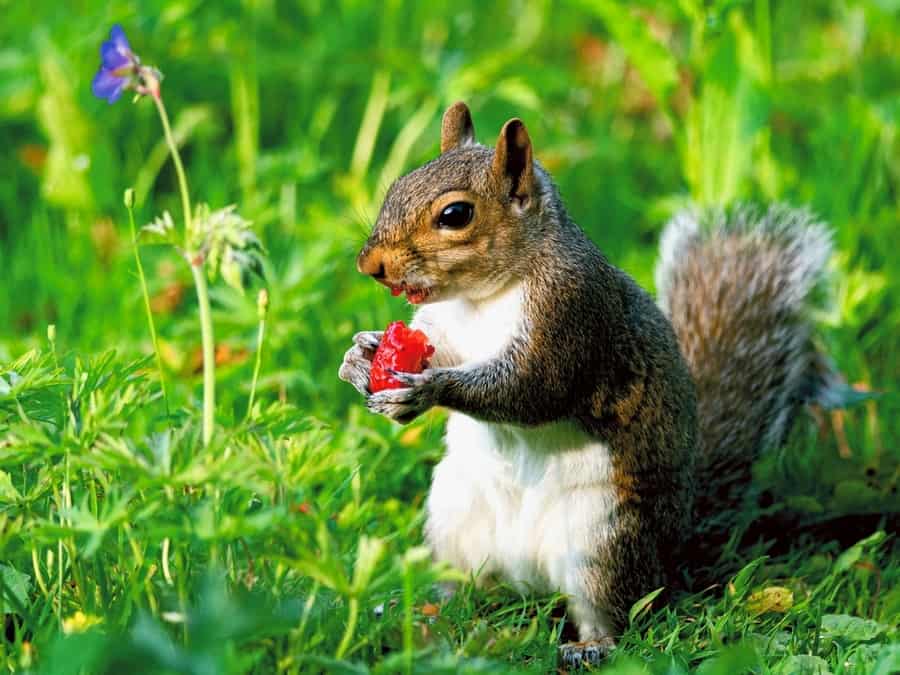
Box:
437 201 474 229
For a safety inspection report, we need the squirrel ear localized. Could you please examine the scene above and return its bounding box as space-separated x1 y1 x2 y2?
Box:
440 101 476 153
492 118 534 205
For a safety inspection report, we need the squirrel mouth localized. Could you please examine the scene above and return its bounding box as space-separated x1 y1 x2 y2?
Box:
389 284 432 304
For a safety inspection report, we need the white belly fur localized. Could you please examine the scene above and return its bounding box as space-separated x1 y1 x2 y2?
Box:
415 283 618 596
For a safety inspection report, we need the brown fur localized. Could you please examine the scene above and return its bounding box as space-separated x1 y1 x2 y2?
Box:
656 206 833 529
357 141 539 301
440 101 475 153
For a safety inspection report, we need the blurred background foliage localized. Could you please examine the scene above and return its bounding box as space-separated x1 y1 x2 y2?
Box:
0 0 899 672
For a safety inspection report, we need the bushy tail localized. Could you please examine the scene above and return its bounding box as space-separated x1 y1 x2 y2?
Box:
655 204 841 523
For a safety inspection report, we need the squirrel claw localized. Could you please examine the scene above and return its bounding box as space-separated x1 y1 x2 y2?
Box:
559 639 615 669
366 390 421 424
366 374 436 423
353 330 383 352
387 369 427 388
339 344 374 396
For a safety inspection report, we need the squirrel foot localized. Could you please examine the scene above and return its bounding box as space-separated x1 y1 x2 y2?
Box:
558 638 615 669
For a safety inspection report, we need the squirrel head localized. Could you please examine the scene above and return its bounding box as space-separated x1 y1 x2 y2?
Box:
358 101 547 304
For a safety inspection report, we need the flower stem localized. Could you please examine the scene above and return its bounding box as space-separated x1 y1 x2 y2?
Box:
152 92 215 446
31 548 49 598
190 263 216 446
335 595 359 660
246 289 268 421
296 581 320 649
57 538 63 626
402 561 414 674
246 320 264 418
161 536 174 585
152 94 192 233
126 191 170 416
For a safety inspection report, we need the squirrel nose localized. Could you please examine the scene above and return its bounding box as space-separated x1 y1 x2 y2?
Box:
357 246 386 280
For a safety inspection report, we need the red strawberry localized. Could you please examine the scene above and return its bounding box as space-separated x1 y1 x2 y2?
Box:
369 321 435 392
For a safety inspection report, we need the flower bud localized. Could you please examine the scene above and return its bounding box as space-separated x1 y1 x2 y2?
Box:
123 188 135 209
47 324 57 344
257 288 269 320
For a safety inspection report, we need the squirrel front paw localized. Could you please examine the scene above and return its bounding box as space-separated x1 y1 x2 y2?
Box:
366 369 438 424
338 330 383 395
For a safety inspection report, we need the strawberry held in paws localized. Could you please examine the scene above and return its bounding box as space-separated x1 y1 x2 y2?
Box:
369 321 435 392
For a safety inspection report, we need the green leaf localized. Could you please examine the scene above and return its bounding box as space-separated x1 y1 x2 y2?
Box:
730 556 767 596
820 614 887 642
0 469 22 502
831 479 883 512
0 563 31 615
351 536 386 594
835 531 886 573
628 586 665 624
777 655 832 675
697 644 760 675
871 644 900 675
784 495 825 514
220 249 245 295
297 654 370 674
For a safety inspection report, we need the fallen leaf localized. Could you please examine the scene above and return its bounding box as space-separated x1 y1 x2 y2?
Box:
747 586 794 615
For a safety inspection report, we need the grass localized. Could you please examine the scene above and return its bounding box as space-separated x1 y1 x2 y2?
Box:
1 1 899 672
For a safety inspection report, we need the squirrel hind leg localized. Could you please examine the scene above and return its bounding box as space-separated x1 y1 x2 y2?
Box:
555 562 644 668
553 556 623 668
555 509 673 662
565 592 617 644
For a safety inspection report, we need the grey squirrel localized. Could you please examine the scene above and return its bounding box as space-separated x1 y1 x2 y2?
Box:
339 102 838 666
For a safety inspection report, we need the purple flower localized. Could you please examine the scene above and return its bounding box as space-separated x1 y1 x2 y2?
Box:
92 25 139 103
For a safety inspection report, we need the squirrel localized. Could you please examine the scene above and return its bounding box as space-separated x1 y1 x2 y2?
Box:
339 101 839 667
